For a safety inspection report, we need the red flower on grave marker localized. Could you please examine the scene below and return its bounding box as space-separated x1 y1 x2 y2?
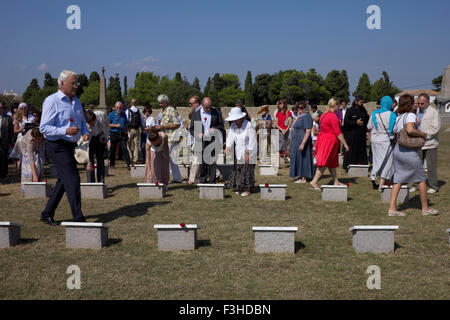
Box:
155 181 159 187
180 223 186 228
357 163 361 165
94 165 97 169
44 179 48 183
387 182 391 187
346 183 350 187
265 183 269 188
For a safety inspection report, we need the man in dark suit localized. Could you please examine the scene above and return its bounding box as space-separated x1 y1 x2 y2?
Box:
189 97 225 183
0 103 14 178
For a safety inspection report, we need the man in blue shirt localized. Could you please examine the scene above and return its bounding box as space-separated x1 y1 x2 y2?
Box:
39 70 89 225
108 101 132 168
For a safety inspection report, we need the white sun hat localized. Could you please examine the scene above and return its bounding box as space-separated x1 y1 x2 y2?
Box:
225 107 247 122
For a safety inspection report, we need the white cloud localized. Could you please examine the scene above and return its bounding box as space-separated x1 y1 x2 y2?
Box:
37 63 48 71
126 56 159 70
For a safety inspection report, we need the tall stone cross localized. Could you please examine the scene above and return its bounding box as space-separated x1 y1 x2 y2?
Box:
99 67 107 110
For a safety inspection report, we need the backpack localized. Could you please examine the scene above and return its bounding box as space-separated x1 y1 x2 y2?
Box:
129 109 141 129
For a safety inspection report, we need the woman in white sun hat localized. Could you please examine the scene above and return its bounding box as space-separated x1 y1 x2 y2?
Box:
225 107 257 196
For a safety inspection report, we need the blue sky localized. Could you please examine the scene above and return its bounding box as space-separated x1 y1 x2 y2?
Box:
1 0 449 95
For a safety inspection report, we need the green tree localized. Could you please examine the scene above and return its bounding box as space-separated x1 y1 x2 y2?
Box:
353 73 371 101
212 73 224 92
76 73 89 97
432 75 443 91
89 71 100 83
218 86 244 107
244 71 254 107
204 77 211 97
128 72 160 107
324 70 349 101
192 77 201 92
306 68 324 86
174 72 183 83
167 74 200 107
123 75 128 98
220 74 240 89
79 81 100 106
208 81 219 107
0 94 15 110
268 71 284 104
23 79 42 108
253 73 272 106
369 71 400 102
44 73 58 88
107 74 122 106
281 85 303 104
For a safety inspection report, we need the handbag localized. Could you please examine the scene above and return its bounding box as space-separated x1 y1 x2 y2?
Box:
396 114 424 149
377 113 396 148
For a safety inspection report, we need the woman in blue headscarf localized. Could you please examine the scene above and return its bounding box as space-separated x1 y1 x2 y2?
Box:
367 96 397 190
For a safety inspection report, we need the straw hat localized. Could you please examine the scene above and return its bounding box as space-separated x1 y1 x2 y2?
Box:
225 107 247 121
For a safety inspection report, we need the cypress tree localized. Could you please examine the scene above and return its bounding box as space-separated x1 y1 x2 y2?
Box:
353 73 371 101
244 71 254 107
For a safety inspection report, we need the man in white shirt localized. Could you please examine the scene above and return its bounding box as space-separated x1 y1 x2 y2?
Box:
125 99 142 164
417 93 440 193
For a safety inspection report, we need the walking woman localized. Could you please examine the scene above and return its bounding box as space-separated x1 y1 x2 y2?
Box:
20 126 45 191
388 94 438 216
310 98 349 190
289 101 314 183
10 103 35 171
225 107 257 196
367 96 397 190
274 99 292 163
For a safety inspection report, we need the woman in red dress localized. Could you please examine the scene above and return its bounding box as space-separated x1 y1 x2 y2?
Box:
310 98 349 190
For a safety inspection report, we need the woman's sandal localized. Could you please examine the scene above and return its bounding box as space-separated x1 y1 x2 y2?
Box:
422 208 439 216
388 210 406 217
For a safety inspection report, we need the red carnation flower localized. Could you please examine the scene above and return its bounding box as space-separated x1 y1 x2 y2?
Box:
155 181 159 186
180 223 186 228
387 182 391 187
204 117 207 121
94 165 97 169
346 183 350 187
357 163 361 165
265 183 269 188
69 118 74 123
44 179 48 183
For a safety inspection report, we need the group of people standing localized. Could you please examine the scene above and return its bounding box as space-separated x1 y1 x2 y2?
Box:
0 69 441 226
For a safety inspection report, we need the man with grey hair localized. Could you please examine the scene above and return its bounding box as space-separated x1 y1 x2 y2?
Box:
154 94 182 183
416 93 440 194
108 101 132 168
40 70 89 225
189 97 225 183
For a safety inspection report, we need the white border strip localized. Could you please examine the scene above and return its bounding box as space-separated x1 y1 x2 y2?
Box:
61 222 111 228
0 222 24 227
349 225 399 231
154 224 198 229
253 226 298 231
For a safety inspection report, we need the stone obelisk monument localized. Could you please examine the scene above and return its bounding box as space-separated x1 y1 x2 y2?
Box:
98 67 107 112
437 65 450 114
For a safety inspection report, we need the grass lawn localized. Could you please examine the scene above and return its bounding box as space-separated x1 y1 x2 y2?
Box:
0 126 449 300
